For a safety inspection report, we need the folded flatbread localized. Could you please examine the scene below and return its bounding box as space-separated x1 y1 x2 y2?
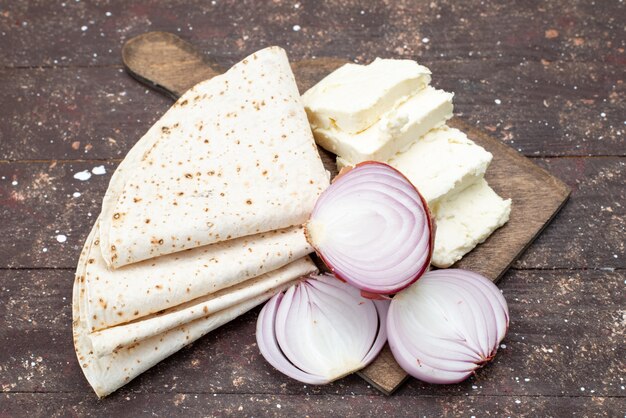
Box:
99 46 329 268
89 259 311 358
74 225 318 397
83 223 311 332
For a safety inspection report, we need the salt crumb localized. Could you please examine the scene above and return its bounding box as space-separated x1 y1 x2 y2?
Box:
42 248 48 253
105 11 112 16
72 192 81 198
56 234 67 243
500 344 507 349
276 404 281 409
92 165 106 175
515 399 521 404
422 37 430 43
11 180 18 186
292 24 301 32
524 378 530 382
580 387 585 391
495 99 502 105
81 25 88 31
294 2 300 8
74 170 91 181
600 112 606 117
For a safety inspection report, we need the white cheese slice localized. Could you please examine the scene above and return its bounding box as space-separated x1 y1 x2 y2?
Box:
338 125 493 207
316 87 453 163
431 178 511 268
302 58 432 135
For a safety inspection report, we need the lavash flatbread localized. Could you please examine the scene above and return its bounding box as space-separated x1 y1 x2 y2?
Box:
83 223 311 332
86 247 314 357
89 258 314 358
99 46 329 268
74 225 318 397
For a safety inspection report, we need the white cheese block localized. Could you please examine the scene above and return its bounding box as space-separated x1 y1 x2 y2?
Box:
338 125 493 207
432 178 511 268
315 87 453 163
302 58 432 135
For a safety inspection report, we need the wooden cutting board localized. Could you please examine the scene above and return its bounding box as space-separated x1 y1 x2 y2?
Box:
121 32 571 395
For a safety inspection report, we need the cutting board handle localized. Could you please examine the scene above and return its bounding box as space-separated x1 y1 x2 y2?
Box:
122 32 222 99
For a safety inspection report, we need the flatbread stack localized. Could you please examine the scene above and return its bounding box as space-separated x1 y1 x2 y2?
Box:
72 47 329 397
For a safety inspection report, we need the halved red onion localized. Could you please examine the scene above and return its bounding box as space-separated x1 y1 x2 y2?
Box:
305 161 433 295
387 269 509 384
256 273 389 384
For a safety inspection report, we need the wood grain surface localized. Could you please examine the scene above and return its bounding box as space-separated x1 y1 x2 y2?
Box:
121 31 571 394
0 0 624 415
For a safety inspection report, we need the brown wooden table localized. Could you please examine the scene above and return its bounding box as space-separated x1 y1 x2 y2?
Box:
1 1 624 416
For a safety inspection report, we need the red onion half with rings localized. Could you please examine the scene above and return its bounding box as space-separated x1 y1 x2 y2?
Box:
387 269 509 384
305 162 433 296
256 274 389 384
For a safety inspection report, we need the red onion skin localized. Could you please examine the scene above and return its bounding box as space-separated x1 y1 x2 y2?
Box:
305 161 435 297
359 290 392 300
